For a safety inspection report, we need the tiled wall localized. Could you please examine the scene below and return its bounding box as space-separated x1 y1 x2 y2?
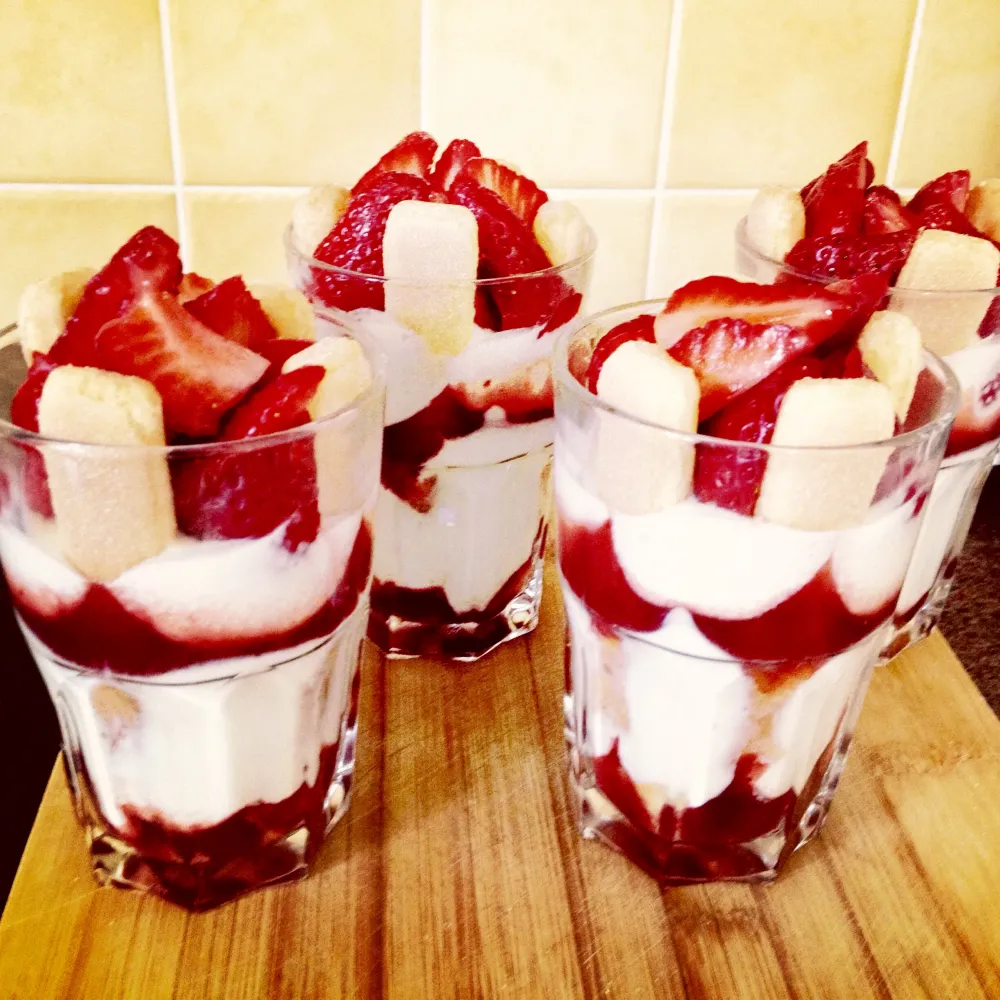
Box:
1 0 999 319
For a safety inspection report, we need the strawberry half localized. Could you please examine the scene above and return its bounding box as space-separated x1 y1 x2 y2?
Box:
54 227 182 360
184 276 278 351
430 138 482 191
457 157 548 224
449 176 576 330
785 231 916 282
694 356 823 515
352 132 438 194
171 367 325 551
906 170 971 215
257 337 316 381
177 272 215 303
312 172 435 312
863 186 916 235
91 292 269 438
585 314 656 392
801 142 869 238
917 201 984 238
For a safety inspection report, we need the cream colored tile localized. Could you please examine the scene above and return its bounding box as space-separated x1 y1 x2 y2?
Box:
425 0 672 188
568 196 653 312
649 193 755 297
667 0 917 187
0 193 177 321
0 0 172 183
172 0 421 186
185 193 299 284
894 0 1000 186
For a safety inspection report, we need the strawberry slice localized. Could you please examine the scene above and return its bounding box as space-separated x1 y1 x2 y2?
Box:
801 142 869 237
906 170 971 215
694 356 823 515
54 227 182 360
585 314 656 392
916 201 984 238
352 132 438 194
177 272 215 303
184 276 278 350
172 367 325 551
785 231 916 282
312 172 434 312
257 337 316 380
457 157 548 224
430 138 482 191
91 292 269 438
449 176 574 330
863 186 916 234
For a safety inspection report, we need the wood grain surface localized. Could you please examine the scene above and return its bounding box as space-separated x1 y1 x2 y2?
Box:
1 563 999 1000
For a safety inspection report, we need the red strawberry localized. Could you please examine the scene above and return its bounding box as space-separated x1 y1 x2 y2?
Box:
171 367 325 551
474 287 502 331
257 337 316 380
54 227 182 360
457 157 548 224
979 266 1000 337
785 231 916 282
312 173 435 312
863 186 916 234
801 142 869 237
449 176 571 330
91 292 269 438
917 201 984 238
585 314 656 392
177 272 215 303
430 138 482 191
352 132 438 194
694 356 824 515
184 276 278 351
907 170 971 215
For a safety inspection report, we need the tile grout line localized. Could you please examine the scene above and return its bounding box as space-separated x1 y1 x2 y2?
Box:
885 0 926 187
157 0 189 259
644 0 686 298
419 0 431 131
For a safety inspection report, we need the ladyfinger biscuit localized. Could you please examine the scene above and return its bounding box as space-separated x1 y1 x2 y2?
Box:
17 268 95 363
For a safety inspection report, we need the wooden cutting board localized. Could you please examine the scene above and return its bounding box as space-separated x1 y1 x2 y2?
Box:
2 562 999 1000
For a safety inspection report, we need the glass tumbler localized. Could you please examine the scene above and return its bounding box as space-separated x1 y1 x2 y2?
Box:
553 302 957 884
0 335 383 910
736 219 1000 657
288 225 595 660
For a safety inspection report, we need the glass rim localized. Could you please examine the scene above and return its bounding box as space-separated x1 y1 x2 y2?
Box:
0 329 386 455
553 298 960 456
735 216 1000 297
284 220 598 287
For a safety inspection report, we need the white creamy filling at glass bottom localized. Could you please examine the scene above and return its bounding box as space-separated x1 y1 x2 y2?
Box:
25 601 367 832
373 445 550 614
896 443 994 614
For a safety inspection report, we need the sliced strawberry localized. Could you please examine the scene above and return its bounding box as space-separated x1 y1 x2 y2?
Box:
55 227 182 360
171 368 325 551
907 170 971 215
184 276 278 351
177 272 215 303
257 337 316 381
457 157 548 224
449 176 571 330
917 201 984 238
352 132 438 194
91 292 269 438
312 172 434 312
863 185 916 234
430 138 482 191
979 266 1000 337
585 314 656 392
694 356 823 515
785 231 916 282
801 142 869 237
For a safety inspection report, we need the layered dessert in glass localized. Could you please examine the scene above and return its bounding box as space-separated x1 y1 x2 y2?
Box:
0 227 383 909
287 133 595 659
554 276 957 883
736 143 1000 654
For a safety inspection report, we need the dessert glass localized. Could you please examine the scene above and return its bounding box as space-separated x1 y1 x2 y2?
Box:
0 334 384 910
553 302 957 884
288 228 596 660
736 219 1000 657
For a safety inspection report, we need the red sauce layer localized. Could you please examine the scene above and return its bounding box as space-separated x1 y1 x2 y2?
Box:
9 520 372 676
558 516 894 664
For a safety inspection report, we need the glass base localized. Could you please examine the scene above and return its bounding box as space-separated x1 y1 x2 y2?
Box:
880 563 958 663
368 543 545 661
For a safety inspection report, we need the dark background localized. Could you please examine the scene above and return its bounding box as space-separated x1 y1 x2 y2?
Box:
1 473 998 909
